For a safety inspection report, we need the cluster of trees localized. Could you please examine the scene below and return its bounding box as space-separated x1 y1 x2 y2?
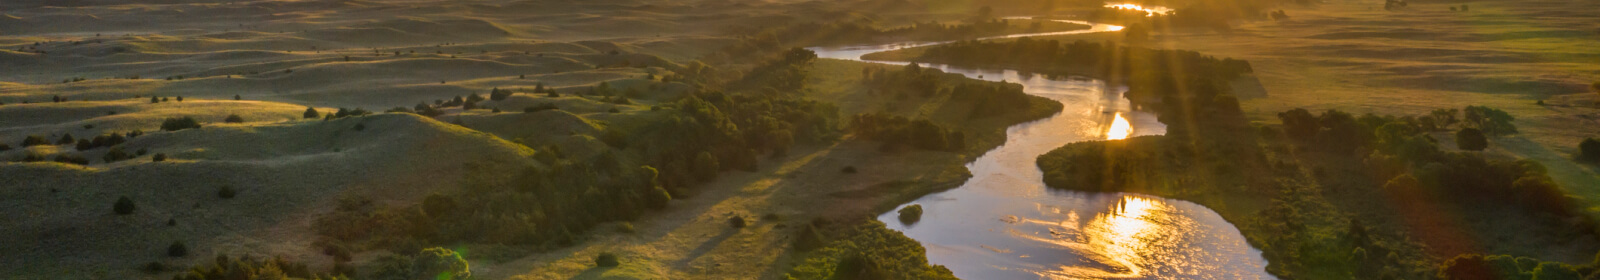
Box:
314 47 839 259
168 254 347 280
1278 107 1575 215
1581 138 1600 163
160 117 202 131
786 220 958 280
860 63 1033 119
848 113 965 152
1436 254 1589 280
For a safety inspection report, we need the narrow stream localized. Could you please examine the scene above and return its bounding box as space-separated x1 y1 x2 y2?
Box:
808 19 1274 280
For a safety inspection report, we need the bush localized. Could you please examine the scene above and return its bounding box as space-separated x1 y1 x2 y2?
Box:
647 187 672 209
53 154 89 165
1456 128 1488 151
224 114 244 123
0 143 9 151
897 204 923 225
167 241 188 257
103 146 131 163
1580 138 1600 162
411 247 470 280
152 153 167 162
217 186 237 199
728 216 747 228
489 87 513 101
21 135 48 147
303 107 320 119
114 196 136 214
600 129 628 149
160 117 202 131
595 252 620 267
57 133 75 145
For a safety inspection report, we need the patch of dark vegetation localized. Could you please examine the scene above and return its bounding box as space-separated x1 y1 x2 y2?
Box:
217 186 237 199
160 117 202 131
728 215 748 229
167 241 187 257
367 247 469 280
53 153 88 165
171 254 330 280
224 114 244 123
114 196 135 215
1580 138 1600 163
896 204 922 225
786 220 957 280
595 252 620 267
849 113 965 152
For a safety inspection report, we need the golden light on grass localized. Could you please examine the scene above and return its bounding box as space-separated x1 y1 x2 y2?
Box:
1106 112 1133 140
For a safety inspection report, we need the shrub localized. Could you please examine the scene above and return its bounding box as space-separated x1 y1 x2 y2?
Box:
217 186 237 199
142 261 165 273
160 117 201 131
114 196 135 214
152 153 167 162
1580 138 1600 162
224 114 244 123
595 252 620 267
489 87 513 101
728 216 747 228
411 247 470 280
22 153 44 162
303 107 320 119
103 146 131 163
167 241 187 257
21 135 48 147
647 186 672 209
0 143 9 151
57 133 75 145
898 204 923 225
1456 128 1488 151
75 139 94 151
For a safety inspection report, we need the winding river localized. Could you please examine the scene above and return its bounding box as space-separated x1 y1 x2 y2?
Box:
808 19 1275 280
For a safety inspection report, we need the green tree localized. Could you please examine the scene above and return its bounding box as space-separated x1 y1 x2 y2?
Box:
898 204 923 225
303 107 320 119
1580 138 1600 162
1463 106 1517 136
693 151 719 181
1455 128 1488 151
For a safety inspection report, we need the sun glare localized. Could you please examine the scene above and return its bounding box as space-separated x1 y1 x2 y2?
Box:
1106 112 1133 140
1104 3 1174 17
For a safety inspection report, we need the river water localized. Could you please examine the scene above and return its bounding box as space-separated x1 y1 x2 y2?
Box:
808 20 1274 280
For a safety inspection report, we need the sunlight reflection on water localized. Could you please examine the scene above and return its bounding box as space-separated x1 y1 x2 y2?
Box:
808 19 1272 279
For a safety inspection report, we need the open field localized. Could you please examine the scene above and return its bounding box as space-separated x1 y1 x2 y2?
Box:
0 0 1077 278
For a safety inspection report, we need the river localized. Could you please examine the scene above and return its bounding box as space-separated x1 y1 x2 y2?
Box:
808 19 1275 280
